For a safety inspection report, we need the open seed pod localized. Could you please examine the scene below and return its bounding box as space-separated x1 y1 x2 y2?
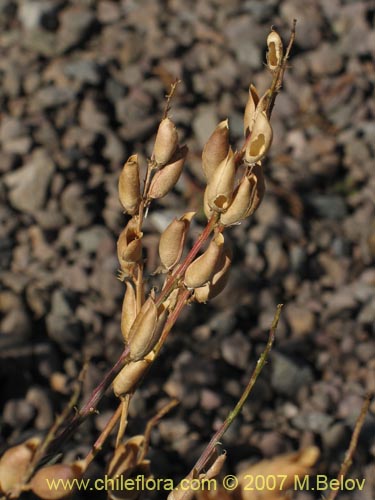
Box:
202 119 230 182
244 111 273 165
184 233 225 289
267 29 284 71
244 84 259 136
107 436 150 500
148 145 188 200
205 148 236 213
159 211 195 270
152 117 179 166
118 154 141 215
117 218 143 276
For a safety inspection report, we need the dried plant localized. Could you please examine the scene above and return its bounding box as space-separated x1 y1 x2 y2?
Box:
2 21 365 500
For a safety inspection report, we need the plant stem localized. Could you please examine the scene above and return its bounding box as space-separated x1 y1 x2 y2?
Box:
194 304 283 473
49 346 130 453
326 394 371 500
84 402 123 468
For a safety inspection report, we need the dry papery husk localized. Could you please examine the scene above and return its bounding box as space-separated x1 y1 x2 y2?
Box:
184 233 225 289
117 218 143 273
121 281 137 342
118 154 141 215
159 211 195 270
194 244 232 303
243 84 259 137
0 437 41 495
30 461 86 500
244 111 273 165
113 352 154 398
107 436 150 500
267 30 283 71
128 297 168 361
205 148 236 213
149 145 188 200
202 120 230 182
220 163 265 226
152 117 179 166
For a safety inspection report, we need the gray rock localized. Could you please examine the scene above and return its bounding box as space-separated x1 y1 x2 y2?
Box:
76 226 112 254
221 331 251 369
4 149 54 213
307 195 348 220
57 6 96 53
271 352 313 397
63 59 101 85
292 411 334 433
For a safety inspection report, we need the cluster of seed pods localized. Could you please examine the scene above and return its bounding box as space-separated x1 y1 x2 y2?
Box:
113 29 283 400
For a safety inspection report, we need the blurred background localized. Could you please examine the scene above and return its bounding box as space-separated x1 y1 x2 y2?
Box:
0 0 374 499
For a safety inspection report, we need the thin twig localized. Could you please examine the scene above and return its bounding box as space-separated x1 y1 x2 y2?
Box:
84 402 123 468
194 304 283 472
325 394 371 500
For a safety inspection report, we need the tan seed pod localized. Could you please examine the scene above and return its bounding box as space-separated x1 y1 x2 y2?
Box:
159 211 195 270
244 163 265 218
205 148 236 213
152 117 178 166
121 282 137 342
0 437 41 494
113 354 154 397
203 187 214 220
220 163 265 226
148 145 188 200
267 30 284 71
117 218 143 271
118 154 141 215
202 119 230 182
194 245 232 302
245 111 273 165
184 233 225 289
30 461 85 500
244 84 259 136
128 298 167 361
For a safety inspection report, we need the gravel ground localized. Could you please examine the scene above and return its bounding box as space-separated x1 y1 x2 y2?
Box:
0 1 374 499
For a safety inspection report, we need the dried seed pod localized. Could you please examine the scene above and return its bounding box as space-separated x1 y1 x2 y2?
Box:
152 117 178 166
267 30 283 71
118 154 141 215
203 187 214 220
184 233 225 289
244 111 273 165
117 218 143 272
121 282 137 342
159 211 195 270
243 163 265 218
148 145 188 200
128 298 167 361
194 245 232 302
202 120 230 181
205 148 236 213
220 163 265 226
244 84 259 136
30 461 85 500
0 437 41 494
113 354 154 397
